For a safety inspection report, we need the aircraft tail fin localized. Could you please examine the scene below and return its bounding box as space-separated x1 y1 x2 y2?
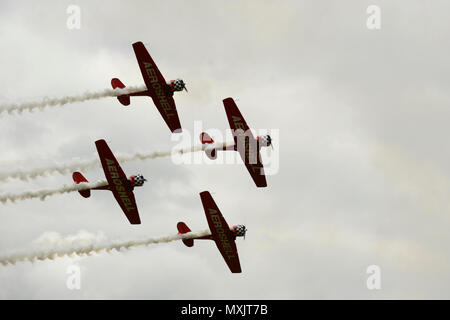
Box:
177 222 194 247
111 78 130 106
72 172 91 198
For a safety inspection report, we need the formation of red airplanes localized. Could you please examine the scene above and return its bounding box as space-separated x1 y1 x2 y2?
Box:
71 41 272 273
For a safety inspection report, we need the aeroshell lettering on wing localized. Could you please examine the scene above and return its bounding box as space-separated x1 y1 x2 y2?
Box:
231 116 259 166
105 158 136 212
143 61 175 118
208 208 236 260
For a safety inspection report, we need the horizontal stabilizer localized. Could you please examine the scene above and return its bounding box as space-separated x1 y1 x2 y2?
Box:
200 132 214 144
111 78 130 106
177 222 194 247
72 172 91 198
199 133 217 159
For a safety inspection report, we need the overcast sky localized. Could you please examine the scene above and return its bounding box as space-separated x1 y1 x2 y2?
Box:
0 0 450 299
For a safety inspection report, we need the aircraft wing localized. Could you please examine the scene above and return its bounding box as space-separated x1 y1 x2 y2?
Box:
132 41 182 133
223 97 267 188
95 139 141 225
200 191 242 273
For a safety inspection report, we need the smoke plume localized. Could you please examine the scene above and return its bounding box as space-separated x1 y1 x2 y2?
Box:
0 86 146 115
0 229 211 266
0 143 230 182
0 180 108 203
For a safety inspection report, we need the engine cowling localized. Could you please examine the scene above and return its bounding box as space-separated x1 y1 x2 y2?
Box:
167 79 187 92
129 174 147 187
257 135 272 148
231 225 247 238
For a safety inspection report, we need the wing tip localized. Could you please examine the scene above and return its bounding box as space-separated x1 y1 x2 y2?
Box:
132 41 144 47
171 127 183 134
95 138 106 145
257 182 268 188
199 190 210 197
223 97 234 104
130 217 142 225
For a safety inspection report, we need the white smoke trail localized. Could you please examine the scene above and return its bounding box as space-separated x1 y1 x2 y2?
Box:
0 180 108 204
0 142 231 183
0 229 211 266
0 86 147 115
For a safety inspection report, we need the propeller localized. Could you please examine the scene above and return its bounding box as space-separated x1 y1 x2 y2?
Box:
180 80 188 92
133 174 147 186
266 134 274 156
266 135 273 149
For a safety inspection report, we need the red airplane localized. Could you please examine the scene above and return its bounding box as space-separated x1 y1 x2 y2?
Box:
200 97 272 188
72 139 146 225
177 191 246 273
111 41 187 133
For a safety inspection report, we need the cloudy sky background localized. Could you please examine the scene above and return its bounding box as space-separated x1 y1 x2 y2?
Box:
0 0 449 299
